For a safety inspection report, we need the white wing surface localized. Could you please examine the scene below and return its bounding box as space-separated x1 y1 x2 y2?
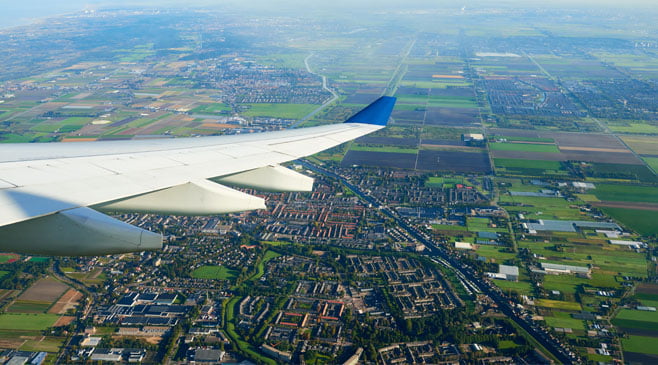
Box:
0 96 396 255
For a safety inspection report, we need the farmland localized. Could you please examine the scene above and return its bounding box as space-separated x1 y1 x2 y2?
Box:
489 142 560 153
600 207 658 236
593 184 658 204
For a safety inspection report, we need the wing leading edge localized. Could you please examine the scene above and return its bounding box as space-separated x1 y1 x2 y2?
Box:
0 96 396 255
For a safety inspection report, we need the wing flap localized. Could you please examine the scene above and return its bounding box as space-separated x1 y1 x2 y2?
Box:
96 179 266 215
216 164 314 192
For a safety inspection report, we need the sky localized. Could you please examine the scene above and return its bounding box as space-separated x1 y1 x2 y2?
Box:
1 0 656 29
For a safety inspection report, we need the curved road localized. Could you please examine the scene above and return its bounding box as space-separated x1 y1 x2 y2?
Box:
291 54 339 128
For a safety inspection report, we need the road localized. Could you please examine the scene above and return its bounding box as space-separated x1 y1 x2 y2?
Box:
300 160 578 364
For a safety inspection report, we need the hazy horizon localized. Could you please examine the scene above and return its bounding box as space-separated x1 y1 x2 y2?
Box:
2 0 658 30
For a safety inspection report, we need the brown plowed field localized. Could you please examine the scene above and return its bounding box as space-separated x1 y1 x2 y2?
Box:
18 277 68 302
53 316 75 327
48 289 83 314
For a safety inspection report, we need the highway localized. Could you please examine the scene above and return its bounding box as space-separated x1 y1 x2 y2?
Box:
301 160 578 364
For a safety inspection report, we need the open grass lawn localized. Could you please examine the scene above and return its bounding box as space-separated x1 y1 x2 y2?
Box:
475 245 516 263
524 240 648 278
426 176 464 187
601 207 658 236
432 224 467 231
535 299 582 311
498 340 520 350
251 250 282 282
544 311 585 330
191 265 238 280
242 103 317 119
19 337 64 352
467 217 507 233
622 335 658 355
542 275 593 297
586 353 613 363
490 142 559 153
0 314 59 331
493 279 533 295
499 195 585 220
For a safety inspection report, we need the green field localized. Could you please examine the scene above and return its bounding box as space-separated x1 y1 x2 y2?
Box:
601 207 658 236
622 335 658 355
493 279 533 295
251 250 282 282
644 157 658 172
494 158 562 170
20 337 64 352
432 224 468 231
475 245 517 262
608 123 658 134
615 309 658 323
242 103 317 119
7 301 51 313
191 265 238 280
496 136 555 143
0 314 60 330
518 239 647 277
544 313 585 330
499 195 585 220
490 142 559 153
467 217 507 233
425 176 464 187
534 299 582 311
190 103 231 115
613 318 658 332
349 144 418 154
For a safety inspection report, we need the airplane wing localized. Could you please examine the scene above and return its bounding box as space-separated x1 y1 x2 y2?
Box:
0 96 396 255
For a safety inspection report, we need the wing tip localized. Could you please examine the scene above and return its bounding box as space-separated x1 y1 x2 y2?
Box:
344 96 397 126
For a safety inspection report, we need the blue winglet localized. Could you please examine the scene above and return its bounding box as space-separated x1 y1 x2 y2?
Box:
344 96 396 126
